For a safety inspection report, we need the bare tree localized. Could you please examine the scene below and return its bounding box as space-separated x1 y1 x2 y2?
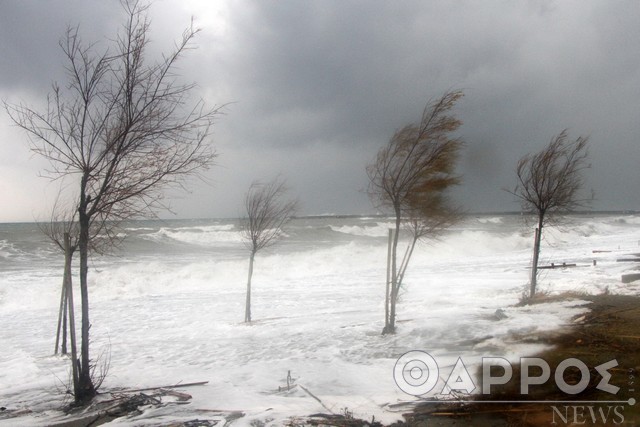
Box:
241 177 298 323
367 90 464 335
41 192 120 399
508 130 590 298
5 0 220 403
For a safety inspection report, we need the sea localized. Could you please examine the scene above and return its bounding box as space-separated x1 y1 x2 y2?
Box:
1 213 639 425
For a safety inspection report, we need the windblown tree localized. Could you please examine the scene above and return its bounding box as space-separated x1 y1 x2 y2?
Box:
241 177 298 323
367 90 464 335
508 130 590 298
5 0 220 403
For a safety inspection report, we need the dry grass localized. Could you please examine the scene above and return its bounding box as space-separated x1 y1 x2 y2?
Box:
517 289 592 306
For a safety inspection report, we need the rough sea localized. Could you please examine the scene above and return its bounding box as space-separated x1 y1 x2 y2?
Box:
1 213 639 425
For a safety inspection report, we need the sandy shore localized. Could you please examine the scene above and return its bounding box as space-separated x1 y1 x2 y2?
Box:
402 294 640 427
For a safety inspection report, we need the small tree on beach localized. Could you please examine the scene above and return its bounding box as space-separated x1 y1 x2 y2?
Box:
241 177 298 323
508 130 590 298
42 193 121 395
5 0 219 403
39 201 80 358
367 90 464 335
39 200 81 397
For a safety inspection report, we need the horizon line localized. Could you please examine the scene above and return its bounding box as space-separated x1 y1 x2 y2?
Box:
1 209 639 225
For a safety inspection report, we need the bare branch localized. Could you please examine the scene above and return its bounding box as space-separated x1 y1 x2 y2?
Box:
241 177 299 253
38 192 81 253
508 130 590 227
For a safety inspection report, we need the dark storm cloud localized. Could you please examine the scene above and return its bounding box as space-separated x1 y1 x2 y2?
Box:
208 1 513 146
195 0 640 215
0 1 120 92
1 0 639 221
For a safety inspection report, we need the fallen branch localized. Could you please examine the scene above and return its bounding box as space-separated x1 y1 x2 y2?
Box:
117 381 209 393
299 384 334 414
139 392 162 405
538 263 577 269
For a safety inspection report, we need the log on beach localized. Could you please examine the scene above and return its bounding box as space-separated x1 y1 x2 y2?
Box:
538 262 577 269
622 273 640 284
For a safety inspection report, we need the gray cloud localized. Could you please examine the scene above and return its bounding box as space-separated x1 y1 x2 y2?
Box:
1 0 639 221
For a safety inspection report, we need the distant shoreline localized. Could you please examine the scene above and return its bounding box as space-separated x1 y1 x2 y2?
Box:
1 210 638 226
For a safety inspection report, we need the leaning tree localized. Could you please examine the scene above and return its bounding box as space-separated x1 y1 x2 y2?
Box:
367 90 464 335
5 0 220 403
241 177 298 323
508 130 590 298
38 198 81 397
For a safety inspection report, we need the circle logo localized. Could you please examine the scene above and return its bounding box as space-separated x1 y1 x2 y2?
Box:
393 350 439 396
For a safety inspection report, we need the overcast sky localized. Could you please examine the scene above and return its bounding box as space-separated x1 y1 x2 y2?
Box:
1 0 638 222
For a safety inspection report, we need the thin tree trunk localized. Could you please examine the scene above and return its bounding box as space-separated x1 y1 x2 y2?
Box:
245 250 256 323
61 272 70 354
384 208 402 335
385 229 392 329
77 207 95 402
62 250 70 354
64 233 80 397
530 215 544 298
54 269 67 355
395 236 418 301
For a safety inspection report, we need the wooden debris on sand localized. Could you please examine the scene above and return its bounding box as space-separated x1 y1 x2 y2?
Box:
42 381 220 427
622 273 640 283
538 262 577 269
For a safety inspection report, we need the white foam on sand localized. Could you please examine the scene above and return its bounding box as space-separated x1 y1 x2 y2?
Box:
1 214 639 426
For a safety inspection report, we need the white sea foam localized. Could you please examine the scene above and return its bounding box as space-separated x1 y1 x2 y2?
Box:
145 223 243 245
0 239 21 259
0 240 12 259
1 214 639 426
330 222 394 237
476 216 504 224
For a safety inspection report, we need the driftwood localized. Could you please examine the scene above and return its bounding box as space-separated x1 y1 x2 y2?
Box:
49 388 199 427
538 262 577 269
299 384 334 414
622 273 640 284
118 381 209 393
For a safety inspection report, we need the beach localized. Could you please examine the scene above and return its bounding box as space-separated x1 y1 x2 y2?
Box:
1 214 639 426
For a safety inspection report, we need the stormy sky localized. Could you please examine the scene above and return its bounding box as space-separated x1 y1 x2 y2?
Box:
1 0 638 222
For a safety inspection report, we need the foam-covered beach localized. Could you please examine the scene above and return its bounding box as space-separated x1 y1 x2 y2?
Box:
1 213 639 425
